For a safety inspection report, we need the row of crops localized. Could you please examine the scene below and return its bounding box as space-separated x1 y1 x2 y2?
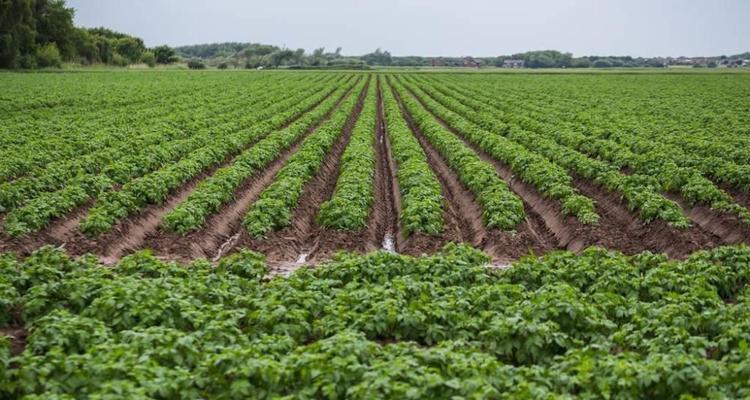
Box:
1 243 749 398
0 71 749 250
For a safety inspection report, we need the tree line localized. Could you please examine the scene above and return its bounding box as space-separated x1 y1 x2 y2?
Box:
0 0 177 68
2 1 745 70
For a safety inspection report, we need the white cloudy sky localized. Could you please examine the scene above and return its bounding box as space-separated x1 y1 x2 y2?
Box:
67 0 750 57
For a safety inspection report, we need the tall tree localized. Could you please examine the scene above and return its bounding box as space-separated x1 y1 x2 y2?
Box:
0 0 36 68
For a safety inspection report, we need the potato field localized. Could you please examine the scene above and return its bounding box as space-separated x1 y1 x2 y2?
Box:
1 70 750 398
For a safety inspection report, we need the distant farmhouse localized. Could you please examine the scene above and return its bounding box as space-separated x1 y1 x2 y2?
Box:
503 59 525 68
463 57 481 68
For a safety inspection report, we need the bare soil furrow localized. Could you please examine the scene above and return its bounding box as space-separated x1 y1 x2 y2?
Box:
665 193 750 245
571 175 722 258
373 78 403 252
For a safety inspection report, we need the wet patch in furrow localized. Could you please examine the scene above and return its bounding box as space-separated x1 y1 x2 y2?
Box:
373 79 403 253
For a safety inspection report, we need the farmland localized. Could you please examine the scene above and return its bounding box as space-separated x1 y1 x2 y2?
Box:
0 71 748 267
2 70 750 397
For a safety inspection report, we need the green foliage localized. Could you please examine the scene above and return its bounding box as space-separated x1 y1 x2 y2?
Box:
243 77 368 237
381 77 444 235
187 59 205 69
34 42 61 68
140 50 155 67
2 243 750 397
152 44 177 64
0 0 147 68
318 80 378 230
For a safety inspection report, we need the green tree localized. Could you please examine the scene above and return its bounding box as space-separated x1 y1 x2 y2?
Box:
187 59 205 69
153 45 177 64
268 48 294 67
0 0 36 68
114 36 145 63
141 50 155 67
34 0 77 59
35 42 61 67
362 48 392 66
592 59 613 68
73 28 99 64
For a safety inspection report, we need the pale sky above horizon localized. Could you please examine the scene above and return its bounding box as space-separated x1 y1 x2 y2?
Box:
67 0 749 57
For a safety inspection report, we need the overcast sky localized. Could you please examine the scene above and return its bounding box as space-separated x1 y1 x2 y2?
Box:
67 0 749 57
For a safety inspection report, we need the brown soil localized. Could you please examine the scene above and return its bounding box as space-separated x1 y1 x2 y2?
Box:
0 326 26 356
720 183 750 210
571 175 722 258
665 193 750 245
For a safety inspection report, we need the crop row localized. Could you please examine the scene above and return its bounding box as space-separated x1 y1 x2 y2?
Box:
393 76 599 225
77 76 351 238
243 77 368 238
408 76 690 227
381 77 444 235
163 76 360 233
389 78 526 230
0 75 320 213
438 77 750 224
317 77 379 231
